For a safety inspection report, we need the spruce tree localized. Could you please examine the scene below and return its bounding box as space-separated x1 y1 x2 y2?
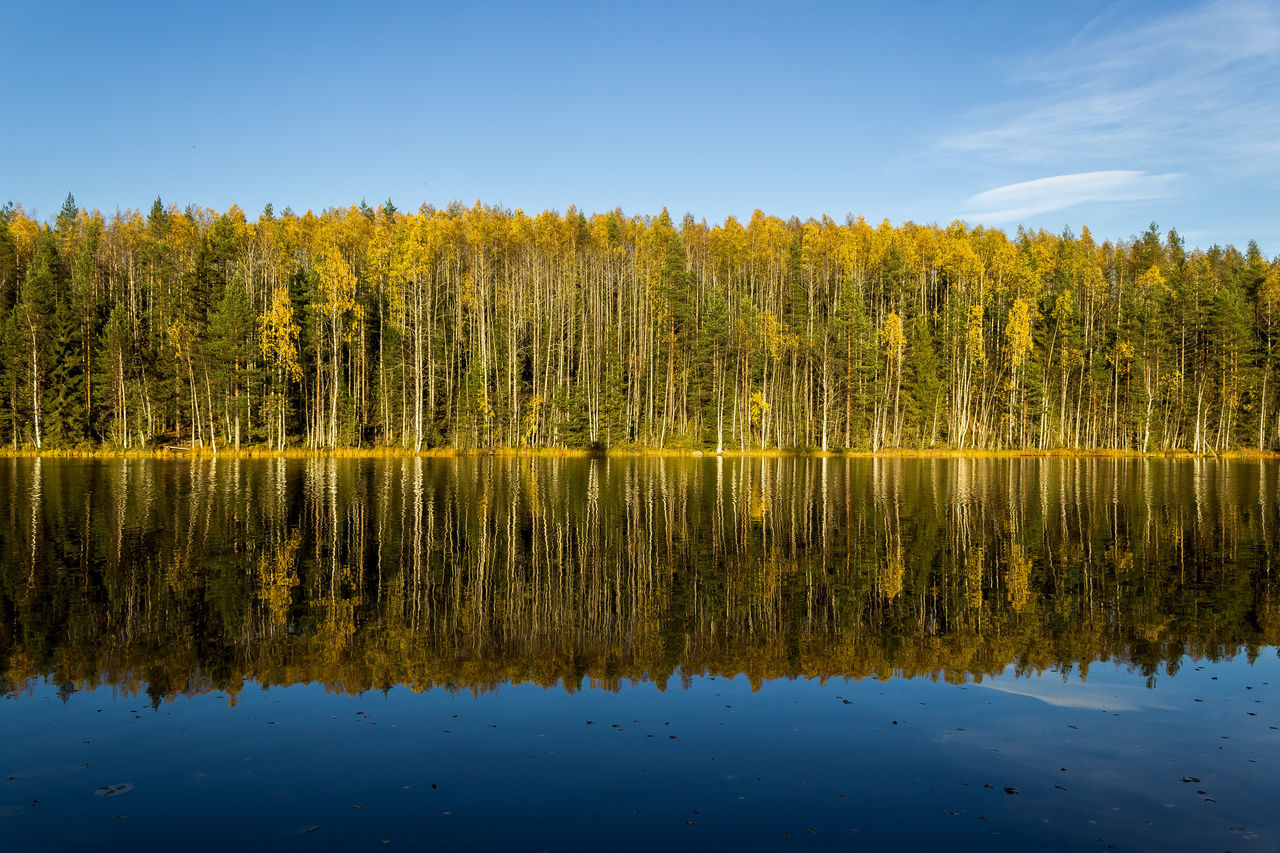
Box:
904 315 943 447
206 279 258 449
18 232 59 448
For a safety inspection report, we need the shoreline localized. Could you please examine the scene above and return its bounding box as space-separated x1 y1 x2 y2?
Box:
1 446 1277 461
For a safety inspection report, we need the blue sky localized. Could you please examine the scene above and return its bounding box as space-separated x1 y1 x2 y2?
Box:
3 0 1277 252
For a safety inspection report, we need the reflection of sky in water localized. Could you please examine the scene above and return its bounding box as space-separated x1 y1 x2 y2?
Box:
3 653 1278 850
979 666 1182 712
2 457 1279 848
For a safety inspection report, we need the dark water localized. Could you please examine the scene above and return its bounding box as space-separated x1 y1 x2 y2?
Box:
2 456 1278 850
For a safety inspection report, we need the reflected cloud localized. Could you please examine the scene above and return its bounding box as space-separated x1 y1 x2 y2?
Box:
979 673 1177 712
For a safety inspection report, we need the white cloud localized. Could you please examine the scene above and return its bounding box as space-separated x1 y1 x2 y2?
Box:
942 1 1280 174
964 170 1181 223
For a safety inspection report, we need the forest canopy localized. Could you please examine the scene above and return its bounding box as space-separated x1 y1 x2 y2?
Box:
1 194 1277 453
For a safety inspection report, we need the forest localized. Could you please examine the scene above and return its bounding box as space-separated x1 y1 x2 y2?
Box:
1 194 1278 453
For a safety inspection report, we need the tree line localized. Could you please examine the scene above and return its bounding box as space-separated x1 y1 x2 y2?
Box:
1 194 1277 452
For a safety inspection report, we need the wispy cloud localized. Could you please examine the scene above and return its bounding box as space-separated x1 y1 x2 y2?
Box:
964 170 1181 223
942 1 1280 175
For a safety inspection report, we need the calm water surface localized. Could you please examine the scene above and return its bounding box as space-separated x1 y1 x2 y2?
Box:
2 457 1278 850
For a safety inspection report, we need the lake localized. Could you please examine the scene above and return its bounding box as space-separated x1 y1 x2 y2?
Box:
1 456 1277 850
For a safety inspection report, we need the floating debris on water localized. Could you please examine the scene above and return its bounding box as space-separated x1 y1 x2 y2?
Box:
91 783 134 798
282 825 319 836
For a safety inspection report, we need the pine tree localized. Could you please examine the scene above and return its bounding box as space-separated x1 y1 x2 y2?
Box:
95 302 132 446
207 279 258 450
904 315 943 447
18 232 59 448
0 308 18 447
0 204 17 310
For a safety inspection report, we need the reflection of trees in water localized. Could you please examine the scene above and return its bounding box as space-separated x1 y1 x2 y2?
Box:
1 457 1278 701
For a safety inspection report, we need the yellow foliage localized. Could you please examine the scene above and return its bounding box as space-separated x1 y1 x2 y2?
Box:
1260 266 1280 317
1005 544 1030 612
258 532 302 633
7 207 40 265
762 312 790 360
259 288 302 381
880 312 905 363
1053 288 1074 325
1137 265 1169 297
965 547 984 609
166 319 196 363
879 545 905 600
316 242 358 316
476 387 495 425
749 391 770 427
1005 298 1034 370
966 304 986 365
523 395 543 444
1109 340 1135 367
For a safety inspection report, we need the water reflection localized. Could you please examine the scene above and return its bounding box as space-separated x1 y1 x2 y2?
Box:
1 457 1276 701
